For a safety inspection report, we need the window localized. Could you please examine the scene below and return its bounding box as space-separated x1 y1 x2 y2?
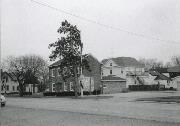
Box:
110 70 112 75
70 82 74 91
77 67 80 74
58 68 61 76
2 79 5 83
49 69 52 76
53 69 56 77
121 70 123 74
1 86 3 91
13 86 15 91
6 85 9 91
6 77 8 82
64 82 68 91
52 83 55 92
17 86 19 91
51 68 56 77
110 63 112 66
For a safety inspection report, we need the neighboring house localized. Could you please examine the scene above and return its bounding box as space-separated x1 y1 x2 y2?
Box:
0 70 39 94
25 84 38 93
0 71 19 93
102 75 126 94
148 66 180 90
167 66 180 90
149 70 171 88
101 57 145 89
48 54 101 93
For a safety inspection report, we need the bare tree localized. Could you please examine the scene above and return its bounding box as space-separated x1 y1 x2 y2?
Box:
164 61 172 68
4 55 48 96
171 55 180 66
139 58 164 70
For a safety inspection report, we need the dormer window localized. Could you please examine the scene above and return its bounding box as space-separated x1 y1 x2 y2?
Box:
110 63 112 66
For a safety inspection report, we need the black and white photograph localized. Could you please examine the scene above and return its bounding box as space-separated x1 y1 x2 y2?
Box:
0 0 180 126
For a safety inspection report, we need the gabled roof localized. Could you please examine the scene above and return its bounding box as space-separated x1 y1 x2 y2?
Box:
167 66 180 73
49 60 62 68
149 70 171 81
1 72 17 81
154 74 171 81
150 68 168 73
149 71 159 76
102 57 144 68
49 54 100 68
102 75 126 81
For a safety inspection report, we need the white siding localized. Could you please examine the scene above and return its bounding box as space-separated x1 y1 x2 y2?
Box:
1 76 19 93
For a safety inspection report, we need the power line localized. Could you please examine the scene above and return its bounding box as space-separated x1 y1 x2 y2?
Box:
30 0 180 45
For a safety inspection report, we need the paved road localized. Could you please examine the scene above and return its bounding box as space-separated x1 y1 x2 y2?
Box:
1 91 180 126
1 106 179 126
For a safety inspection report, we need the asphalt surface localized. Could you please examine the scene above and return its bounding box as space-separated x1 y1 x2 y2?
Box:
1 91 180 126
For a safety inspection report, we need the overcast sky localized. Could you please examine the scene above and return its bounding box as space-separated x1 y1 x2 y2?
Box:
1 0 180 63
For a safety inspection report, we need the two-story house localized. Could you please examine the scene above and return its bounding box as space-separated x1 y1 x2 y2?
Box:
101 57 145 92
1 71 19 94
48 54 101 93
1 70 39 94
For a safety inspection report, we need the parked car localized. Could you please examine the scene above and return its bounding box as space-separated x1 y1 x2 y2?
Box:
1 94 6 107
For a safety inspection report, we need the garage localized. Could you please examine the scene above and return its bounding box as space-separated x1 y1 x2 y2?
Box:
175 77 180 91
167 66 180 90
102 75 126 94
177 81 180 91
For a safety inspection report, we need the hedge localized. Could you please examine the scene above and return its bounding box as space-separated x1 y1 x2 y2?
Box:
43 92 56 96
23 92 32 95
56 92 75 96
1 92 32 95
129 85 165 91
43 90 101 96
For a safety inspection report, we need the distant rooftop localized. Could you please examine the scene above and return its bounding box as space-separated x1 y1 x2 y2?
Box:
167 66 180 73
49 54 100 68
102 57 145 68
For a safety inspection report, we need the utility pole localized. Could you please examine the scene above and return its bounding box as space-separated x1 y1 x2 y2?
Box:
80 34 83 97
0 0 2 95
79 34 84 97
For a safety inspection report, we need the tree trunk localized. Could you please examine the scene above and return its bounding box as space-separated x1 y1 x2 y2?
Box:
18 81 24 97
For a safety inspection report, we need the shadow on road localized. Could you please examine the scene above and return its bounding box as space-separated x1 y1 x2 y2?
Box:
136 96 180 103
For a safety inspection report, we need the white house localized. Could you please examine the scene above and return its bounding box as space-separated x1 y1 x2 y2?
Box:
167 66 180 90
25 84 38 93
148 66 180 90
1 71 39 94
101 57 145 88
1 72 19 93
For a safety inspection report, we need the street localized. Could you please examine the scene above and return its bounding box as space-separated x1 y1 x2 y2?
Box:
1 91 180 126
